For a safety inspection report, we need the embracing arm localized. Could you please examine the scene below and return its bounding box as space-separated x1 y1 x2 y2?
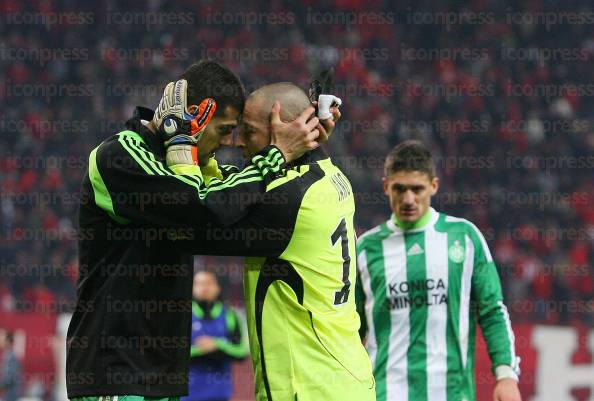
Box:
90 132 286 227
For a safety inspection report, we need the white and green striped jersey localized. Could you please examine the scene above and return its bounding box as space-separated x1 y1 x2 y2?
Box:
355 208 520 401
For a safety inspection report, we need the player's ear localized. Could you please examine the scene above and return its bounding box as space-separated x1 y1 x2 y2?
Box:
264 123 272 146
430 176 439 195
382 176 389 196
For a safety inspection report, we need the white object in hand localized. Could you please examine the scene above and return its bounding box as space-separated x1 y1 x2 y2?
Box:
317 94 342 120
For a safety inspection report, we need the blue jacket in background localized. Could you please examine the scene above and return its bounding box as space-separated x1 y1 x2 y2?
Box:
183 300 249 401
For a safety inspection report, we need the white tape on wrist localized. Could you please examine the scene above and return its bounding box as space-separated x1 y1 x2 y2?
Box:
317 94 342 120
495 365 519 382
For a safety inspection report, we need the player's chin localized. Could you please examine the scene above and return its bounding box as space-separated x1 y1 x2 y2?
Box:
202 149 216 161
398 210 418 221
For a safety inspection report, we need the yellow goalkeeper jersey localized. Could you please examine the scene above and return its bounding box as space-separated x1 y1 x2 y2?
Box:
242 152 375 401
186 149 375 401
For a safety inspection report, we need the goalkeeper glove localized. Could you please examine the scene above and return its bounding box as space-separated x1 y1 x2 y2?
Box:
153 79 217 166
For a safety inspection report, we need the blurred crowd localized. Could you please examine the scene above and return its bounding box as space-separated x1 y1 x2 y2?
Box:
0 0 593 326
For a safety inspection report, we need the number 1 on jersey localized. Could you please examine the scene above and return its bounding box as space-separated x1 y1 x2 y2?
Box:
331 217 351 305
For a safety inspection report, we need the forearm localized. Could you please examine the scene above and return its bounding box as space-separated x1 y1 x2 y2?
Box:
190 345 206 358
213 338 249 360
99 133 286 228
476 295 519 373
168 145 287 227
190 339 248 361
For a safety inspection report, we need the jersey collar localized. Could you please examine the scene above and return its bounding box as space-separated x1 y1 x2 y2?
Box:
125 106 165 157
192 300 223 319
386 207 438 233
286 146 329 168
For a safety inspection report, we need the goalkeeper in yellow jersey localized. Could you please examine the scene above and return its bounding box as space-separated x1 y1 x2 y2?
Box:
179 82 375 401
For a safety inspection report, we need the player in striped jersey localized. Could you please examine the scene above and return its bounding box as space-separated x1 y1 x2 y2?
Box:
355 140 522 401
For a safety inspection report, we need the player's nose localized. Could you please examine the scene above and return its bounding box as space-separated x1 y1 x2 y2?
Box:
234 134 246 148
219 135 233 147
402 190 415 204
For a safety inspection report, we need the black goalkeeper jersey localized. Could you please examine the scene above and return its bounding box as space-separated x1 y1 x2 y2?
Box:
66 107 287 398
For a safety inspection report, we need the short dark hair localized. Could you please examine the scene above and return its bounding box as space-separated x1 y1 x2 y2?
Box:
384 140 436 178
180 60 245 116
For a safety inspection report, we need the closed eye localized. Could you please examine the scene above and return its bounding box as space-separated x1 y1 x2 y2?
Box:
243 124 256 136
218 124 236 136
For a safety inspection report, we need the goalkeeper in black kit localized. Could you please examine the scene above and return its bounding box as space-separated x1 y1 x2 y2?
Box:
66 61 322 401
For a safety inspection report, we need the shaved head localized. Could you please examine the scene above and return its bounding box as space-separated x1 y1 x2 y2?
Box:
247 82 310 122
238 82 312 158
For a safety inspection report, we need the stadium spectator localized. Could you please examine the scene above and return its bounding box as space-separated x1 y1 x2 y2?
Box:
184 271 249 401
0 330 21 401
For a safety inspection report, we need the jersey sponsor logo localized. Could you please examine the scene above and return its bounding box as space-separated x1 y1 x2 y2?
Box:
330 172 352 202
448 240 465 263
406 242 424 256
386 279 448 309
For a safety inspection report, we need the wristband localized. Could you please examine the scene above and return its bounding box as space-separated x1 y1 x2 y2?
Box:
164 135 199 166
495 365 519 382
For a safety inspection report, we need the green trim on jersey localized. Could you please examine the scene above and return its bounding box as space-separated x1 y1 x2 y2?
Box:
214 334 249 359
88 146 131 225
392 208 432 230
116 131 265 199
191 301 204 319
225 307 237 332
405 231 428 401
356 208 519 401
438 215 466 400
357 223 392 401
191 301 223 319
70 396 179 401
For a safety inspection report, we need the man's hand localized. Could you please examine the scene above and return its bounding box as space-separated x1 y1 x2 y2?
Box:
153 79 217 166
270 101 320 162
195 336 218 354
316 106 341 143
493 378 522 401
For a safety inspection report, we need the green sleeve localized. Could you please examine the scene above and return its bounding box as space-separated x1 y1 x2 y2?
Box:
100 132 287 228
175 161 313 257
190 345 205 357
469 225 520 376
214 309 249 360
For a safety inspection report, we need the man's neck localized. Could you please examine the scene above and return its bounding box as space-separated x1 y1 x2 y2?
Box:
393 208 432 230
286 147 327 167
